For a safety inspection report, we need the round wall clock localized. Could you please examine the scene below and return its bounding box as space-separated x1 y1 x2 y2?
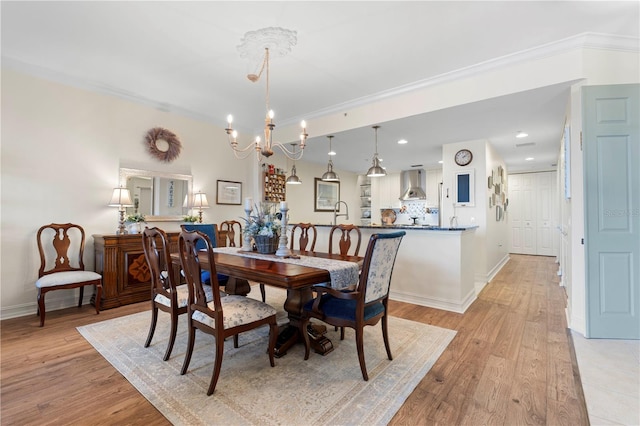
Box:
145 127 182 163
455 149 473 166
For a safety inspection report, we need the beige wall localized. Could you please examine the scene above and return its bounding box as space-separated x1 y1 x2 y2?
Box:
0 69 359 319
0 70 256 318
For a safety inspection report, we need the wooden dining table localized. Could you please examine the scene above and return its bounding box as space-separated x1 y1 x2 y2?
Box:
170 249 362 357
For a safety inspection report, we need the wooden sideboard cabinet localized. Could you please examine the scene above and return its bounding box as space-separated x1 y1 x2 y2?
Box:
92 233 180 309
93 230 227 309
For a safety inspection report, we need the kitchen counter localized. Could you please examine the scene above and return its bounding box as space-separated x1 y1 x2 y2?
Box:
304 224 479 313
315 224 477 231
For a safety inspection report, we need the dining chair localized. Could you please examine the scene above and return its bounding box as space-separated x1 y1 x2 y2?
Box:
328 224 362 256
219 220 243 247
300 231 406 381
35 223 102 327
142 227 214 361
259 222 317 302
179 229 278 395
180 223 229 287
216 220 252 296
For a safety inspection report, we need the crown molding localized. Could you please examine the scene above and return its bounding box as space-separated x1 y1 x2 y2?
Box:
284 32 639 126
4 32 637 129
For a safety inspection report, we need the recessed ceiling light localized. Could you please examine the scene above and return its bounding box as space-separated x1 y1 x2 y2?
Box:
525 157 534 161
438 160 443 164
516 131 528 138
397 139 408 145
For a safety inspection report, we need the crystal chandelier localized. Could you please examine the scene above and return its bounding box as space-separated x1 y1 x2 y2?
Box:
225 30 308 161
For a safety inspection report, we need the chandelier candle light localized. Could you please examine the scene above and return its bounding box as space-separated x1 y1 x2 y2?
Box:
225 28 308 162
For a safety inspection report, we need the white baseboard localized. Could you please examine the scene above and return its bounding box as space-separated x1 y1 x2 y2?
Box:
390 288 476 314
0 292 92 321
474 254 510 293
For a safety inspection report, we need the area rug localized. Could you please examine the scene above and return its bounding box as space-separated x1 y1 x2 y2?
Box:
78 287 455 425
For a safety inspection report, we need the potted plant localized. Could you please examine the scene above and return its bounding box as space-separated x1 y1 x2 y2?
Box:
125 213 146 234
183 215 199 223
242 203 281 253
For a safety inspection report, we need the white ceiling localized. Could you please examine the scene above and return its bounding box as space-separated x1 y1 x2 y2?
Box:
2 1 638 174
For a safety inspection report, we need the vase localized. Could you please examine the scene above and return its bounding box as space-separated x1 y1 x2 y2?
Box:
254 235 278 254
127 222 143 234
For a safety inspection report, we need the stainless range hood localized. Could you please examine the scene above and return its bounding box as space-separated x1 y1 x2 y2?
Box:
400 169 427 200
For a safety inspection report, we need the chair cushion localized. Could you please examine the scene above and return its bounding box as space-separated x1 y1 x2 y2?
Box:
192 295 276 329
35 271 101 288
303 294 385 322
200 270 229 285
154 283 217 308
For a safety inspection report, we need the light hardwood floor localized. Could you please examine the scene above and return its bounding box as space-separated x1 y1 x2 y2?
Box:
1 254 588 425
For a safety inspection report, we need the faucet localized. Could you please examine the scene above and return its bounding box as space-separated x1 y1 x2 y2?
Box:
333 201 349 225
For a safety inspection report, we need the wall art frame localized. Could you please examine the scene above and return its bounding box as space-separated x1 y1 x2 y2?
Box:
314 178 340 212
216 180 242 205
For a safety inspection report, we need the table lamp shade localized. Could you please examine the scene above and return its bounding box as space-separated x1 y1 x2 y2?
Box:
109 187 134 207
193 192 210 209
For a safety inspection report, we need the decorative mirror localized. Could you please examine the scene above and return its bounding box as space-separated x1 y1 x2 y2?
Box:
119 168 192 221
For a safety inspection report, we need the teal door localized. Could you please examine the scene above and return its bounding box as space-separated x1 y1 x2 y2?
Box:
583 84 640 339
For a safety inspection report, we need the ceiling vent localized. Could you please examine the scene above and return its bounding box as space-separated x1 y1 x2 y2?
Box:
516 142 536 148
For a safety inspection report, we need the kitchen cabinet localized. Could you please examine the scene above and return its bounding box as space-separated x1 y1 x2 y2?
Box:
373 173 401 209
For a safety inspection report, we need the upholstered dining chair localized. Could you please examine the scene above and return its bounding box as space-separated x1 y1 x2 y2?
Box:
35 223 102 327
300 231 406 381
178 229 278 395
180 223 228 287
142 227 214 361
259 222 317 302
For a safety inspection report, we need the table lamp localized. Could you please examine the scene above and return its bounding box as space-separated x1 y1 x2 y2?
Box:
192 191 210 223
108 187 134 234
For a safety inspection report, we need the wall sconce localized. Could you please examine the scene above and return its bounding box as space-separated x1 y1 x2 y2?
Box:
108 187 134 234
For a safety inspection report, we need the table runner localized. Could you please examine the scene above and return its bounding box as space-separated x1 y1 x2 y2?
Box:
213 247 359 290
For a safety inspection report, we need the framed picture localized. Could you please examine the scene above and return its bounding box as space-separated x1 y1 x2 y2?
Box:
314 178 340 212
216 180 242 205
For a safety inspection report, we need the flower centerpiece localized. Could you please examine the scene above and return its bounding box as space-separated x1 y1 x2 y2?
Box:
125 213 146 234
242 203 281 253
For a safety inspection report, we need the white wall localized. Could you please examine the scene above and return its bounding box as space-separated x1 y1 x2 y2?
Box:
0 70 256 318
441 139 510 290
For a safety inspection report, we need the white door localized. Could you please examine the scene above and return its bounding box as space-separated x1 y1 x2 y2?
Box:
508 172 556 256
536 172 556 256
509 174 536 254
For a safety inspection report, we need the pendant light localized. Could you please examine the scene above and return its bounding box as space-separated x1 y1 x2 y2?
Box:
321 135 339 181
286 143 302 185
366 125 386 177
